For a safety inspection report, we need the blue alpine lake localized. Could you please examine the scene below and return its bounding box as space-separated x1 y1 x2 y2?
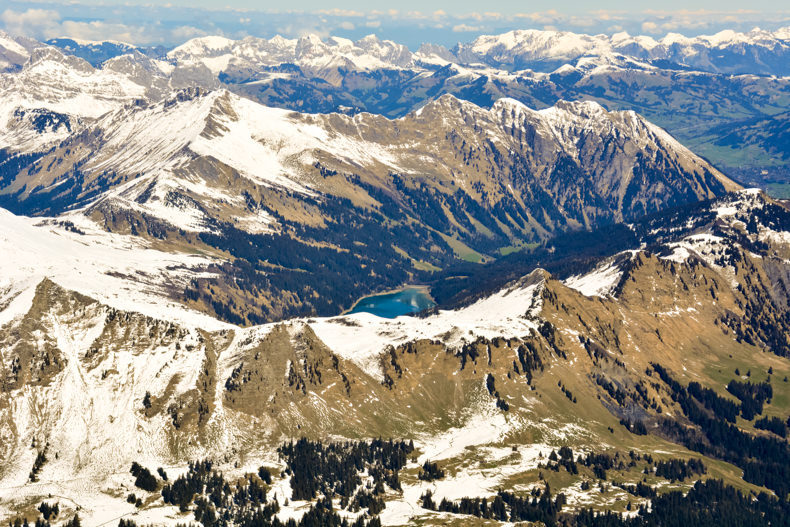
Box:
348 287 436 318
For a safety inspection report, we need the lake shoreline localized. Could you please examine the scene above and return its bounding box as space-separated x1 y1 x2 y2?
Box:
342 284 435 317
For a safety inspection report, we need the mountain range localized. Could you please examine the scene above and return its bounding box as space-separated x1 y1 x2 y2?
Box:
0 85 735 323
1 23 790 527
1 26 789 190
3 187 790 525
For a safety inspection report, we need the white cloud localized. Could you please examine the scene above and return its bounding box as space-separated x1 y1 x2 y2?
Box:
317 9 365 17
2 4 790 49
170 26 208 41
452 23 482 33
1 8 61 39
58 20 148 44
641 21 661 34
1 8 58 27
0 7 216 46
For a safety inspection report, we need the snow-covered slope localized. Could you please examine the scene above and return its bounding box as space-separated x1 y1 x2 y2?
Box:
0 46 150 153
310 271 545 378
0 42 219 156
2 47 145 117
3 89 737 237
0 207 225 330
0 31 41 71
0 31 31 72
563 188 790 305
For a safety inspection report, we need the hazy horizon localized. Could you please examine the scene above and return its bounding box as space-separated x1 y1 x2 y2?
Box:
2 1 789 49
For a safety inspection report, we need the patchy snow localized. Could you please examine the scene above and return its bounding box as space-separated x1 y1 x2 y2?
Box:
417 411 510 464
267 475 312 523
0 310 217 524
104 172 214 233
189 95 321 194
385 436 586 524
564 258 627 297
713 187 764 218
234 208 277 234
714 204 739 217
663 246 692 263
378 406 575 524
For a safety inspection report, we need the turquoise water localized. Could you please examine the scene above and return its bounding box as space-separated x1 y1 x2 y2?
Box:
348 287 436 318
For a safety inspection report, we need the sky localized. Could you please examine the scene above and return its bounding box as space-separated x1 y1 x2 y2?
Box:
26 0 788 12
2 0 789 48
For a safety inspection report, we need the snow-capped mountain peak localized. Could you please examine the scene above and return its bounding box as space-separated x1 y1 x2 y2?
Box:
452 25 790 74
0 30 30 58
26 46 93 72
0 30 39 72
168 35 235 58
166 32 415 79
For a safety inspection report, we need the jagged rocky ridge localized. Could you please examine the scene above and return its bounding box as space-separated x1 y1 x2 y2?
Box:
2 190 790 524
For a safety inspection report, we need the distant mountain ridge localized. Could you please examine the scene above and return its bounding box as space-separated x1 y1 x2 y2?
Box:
447 27 790 75
44 37 168 67
2 26 787 188
36 26 790 76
